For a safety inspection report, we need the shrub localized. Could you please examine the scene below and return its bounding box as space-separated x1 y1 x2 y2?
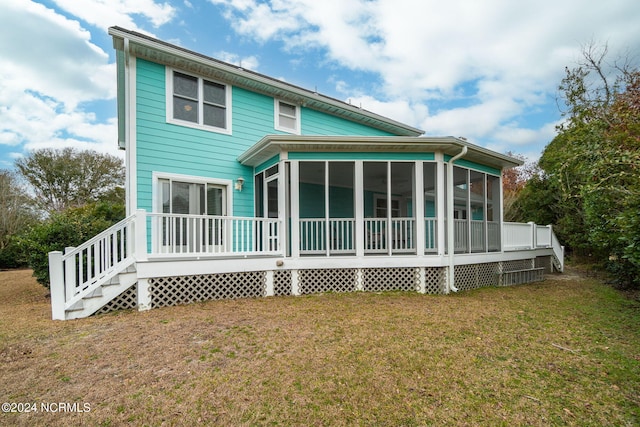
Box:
0 237 28 269
18 202 125 288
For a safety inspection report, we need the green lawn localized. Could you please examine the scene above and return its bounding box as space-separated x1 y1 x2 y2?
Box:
1 268 639 426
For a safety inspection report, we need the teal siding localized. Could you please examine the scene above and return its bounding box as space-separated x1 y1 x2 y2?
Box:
425 200 436 217
298 183 354 218
301 108 394 136
136 59 272 217
134 59 420 218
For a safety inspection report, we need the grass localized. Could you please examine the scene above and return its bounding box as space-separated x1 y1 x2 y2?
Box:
0 268 639 426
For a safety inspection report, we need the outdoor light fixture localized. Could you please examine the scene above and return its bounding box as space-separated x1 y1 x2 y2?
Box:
235 177 245 191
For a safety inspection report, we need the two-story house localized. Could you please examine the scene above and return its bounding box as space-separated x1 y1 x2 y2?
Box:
47 27 563 320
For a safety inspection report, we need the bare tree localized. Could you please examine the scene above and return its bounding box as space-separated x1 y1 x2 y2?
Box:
0 170 37 250
15 148 124 214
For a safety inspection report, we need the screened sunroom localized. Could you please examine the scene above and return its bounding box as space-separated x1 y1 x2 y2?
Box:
242 135 511 260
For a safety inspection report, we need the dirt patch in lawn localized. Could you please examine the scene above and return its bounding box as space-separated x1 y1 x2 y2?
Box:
1 268 639 426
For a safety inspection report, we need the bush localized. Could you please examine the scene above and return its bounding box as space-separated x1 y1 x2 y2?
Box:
0 237 28 269
18 202 125 288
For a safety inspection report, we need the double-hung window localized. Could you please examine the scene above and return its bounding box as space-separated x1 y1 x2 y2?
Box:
168 70 231 134
275 100 300 134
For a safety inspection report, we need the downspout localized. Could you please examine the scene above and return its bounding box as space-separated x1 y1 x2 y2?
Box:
446 145 468 293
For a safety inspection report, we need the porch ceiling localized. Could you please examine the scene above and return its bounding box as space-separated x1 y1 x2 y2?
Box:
238 135 524 170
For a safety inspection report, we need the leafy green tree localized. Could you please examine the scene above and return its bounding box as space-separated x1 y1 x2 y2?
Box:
17 201 125 287
15 148 124 214
581 70 640 285
516 43 640 286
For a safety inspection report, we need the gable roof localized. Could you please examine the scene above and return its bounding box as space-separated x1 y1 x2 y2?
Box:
108 26 424 137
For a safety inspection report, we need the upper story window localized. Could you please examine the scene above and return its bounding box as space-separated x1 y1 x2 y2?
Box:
167 69 232 134
275 100 300 134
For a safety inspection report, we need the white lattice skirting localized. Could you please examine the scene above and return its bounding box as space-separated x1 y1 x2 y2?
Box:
94 259 544 315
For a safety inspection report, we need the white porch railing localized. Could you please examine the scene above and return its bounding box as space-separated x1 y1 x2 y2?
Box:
48 214 137 319
49 212 564 319
470 220 486 252
454 219 468 252
488 221 500 251
299 218 356 254
148 213 281 256
425 218 437 252
365 218 416 253
503 221 564 271
536 225 552 247
365 218 387 253
503 222 557 250
503 222 534 249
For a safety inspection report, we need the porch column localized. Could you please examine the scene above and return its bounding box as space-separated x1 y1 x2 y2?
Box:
290 161 300 258
279 159 288 257
49 251 65 320
354 161 365 257
530 221 537 249
137 278 151 311
435 154 446 257
414 161 425 256
291 269 300 296
135 209 148 261
418 267 427 294
265 270 274 297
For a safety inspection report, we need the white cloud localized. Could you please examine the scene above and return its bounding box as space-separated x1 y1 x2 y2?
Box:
214 51 260 70
210 0 640 157
51 0 176 31
0 1 114 109
0 0 176 164
0 1 121 160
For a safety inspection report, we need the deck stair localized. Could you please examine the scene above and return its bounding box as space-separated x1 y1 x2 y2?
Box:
49 214 139 320
64 266 137 320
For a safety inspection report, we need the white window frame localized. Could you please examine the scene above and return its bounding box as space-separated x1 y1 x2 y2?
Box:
152 172 233 216
374 194 402 218
274 99 300 134
166 68 232 135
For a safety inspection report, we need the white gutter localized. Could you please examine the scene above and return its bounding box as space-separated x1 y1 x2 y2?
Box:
446 146 468 293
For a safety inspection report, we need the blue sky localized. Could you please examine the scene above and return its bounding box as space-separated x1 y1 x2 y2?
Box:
1 0 639 169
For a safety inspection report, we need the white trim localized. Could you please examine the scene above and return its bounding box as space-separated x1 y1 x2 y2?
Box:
165 67 232 135
151 172 233 216
415 161 425 256
354 161 364 257
324 161 330 256
278 161 287 255
135 249 549 279
290 161 300 258
126 55 137 215
274 99 301 134
436 154 446 257
499 170 505 253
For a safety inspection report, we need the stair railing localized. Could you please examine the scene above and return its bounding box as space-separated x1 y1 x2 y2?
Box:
49 214 137 320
